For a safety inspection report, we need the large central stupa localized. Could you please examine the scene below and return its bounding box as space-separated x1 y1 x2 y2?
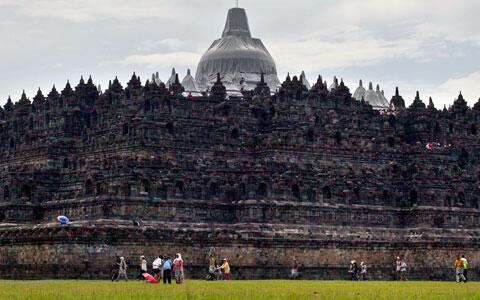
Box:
195 7 280 92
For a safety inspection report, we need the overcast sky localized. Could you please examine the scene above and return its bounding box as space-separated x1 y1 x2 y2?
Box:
1 0 480 108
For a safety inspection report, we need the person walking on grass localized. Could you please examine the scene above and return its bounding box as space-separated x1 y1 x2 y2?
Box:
400 260 407 281
173 253 184 284
461 255 469 283
111 256 120 282
349 260 358 281
162 255 173 284
117 257 128 281
455 255 466 283
360 262 367 280
220 258 231 280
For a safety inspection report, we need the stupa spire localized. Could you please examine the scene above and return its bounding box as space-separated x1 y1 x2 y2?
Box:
222 7 251 38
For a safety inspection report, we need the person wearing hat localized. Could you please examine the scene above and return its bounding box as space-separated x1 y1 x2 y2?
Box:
360 262 367 280
219 258 231 280
348 260 358 281
117 257 128 281
395 257 402 280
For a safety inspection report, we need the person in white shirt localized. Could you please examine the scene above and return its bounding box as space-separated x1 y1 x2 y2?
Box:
461 255 469 283
117 257 128 281
152 255 163 281
400 261 407 281
360 262 367 280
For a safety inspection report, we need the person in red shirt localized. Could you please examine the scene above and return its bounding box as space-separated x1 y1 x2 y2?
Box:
220 259 230 280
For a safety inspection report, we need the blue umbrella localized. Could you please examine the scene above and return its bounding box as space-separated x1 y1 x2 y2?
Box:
57 216 69 224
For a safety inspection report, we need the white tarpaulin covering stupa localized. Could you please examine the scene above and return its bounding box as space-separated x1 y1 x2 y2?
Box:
195 7 280 92
166 68 177 88
181 69 202 96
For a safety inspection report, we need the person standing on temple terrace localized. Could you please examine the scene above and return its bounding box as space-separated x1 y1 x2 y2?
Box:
461 255 469 282
360 262 367 280
173 253 184 284
137 256 147 280
220 258 231 280
152 255 162 282
291 257 299 279
349 260 358 281
455 255 466 283
162 255 173 284
400 260 408 281
395 257 402 280
117 257 128 281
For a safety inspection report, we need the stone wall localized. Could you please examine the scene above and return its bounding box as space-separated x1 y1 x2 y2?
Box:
0 222 477 280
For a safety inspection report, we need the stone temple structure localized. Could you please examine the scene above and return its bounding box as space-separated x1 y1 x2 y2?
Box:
0 5 479 281
0 72 479 280
195 7 280 92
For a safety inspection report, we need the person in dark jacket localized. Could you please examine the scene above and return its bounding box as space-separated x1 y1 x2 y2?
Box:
349 260 359 281
111 256 120 281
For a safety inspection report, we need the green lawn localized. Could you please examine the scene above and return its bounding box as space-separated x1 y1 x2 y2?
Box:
0 280 478 300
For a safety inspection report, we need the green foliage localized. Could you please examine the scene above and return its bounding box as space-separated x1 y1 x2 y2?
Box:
0 280 478 300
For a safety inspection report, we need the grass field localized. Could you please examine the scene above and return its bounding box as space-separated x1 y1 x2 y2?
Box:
0 280 478 300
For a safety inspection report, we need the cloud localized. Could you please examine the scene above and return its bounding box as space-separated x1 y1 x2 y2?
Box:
0 0 16 5
268 27 427 72
18 0 178 22
137 39 185 52
119 52 201 69
326 0 469 24
326 0 480 48
378 72 480 108
413 23 480 47
428 72 480 107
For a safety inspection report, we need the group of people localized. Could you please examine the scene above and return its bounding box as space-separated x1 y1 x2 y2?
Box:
206 256 231 281
110 257 129 282
454 254 469 283
395 257 408 281
394 255 470 282
348 261 368 281
111 253 184 284
111 253 471 282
